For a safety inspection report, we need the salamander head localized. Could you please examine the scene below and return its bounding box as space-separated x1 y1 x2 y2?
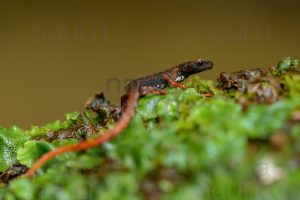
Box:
177 59 213 79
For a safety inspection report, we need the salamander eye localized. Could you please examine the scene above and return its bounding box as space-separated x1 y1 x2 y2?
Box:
197 59 203 64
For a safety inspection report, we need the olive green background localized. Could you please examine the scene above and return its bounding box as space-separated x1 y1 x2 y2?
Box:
0 0 299 128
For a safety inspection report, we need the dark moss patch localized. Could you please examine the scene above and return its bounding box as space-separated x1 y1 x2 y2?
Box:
0 164 28 185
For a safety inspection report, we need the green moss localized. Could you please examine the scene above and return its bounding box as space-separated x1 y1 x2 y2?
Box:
17 141 54 167
277 56 299 73
0 126 29 171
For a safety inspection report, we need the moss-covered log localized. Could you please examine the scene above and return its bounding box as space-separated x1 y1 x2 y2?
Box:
0 57 299 200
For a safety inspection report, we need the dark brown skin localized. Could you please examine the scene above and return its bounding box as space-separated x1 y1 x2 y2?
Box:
26 59 213 177
126 59 213 93
121 59 214 107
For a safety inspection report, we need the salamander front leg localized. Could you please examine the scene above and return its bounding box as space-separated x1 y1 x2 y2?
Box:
163 74 186 89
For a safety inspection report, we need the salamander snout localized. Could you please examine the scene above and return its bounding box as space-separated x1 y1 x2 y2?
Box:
178 59 213 77
196 59 213 71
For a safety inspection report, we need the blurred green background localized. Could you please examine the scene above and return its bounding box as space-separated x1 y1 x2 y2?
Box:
0 0 299 128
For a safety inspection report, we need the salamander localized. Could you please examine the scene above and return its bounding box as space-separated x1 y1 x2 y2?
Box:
26 59 213 177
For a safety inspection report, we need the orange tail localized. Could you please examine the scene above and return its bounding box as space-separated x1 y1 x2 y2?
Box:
26 87 140 177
